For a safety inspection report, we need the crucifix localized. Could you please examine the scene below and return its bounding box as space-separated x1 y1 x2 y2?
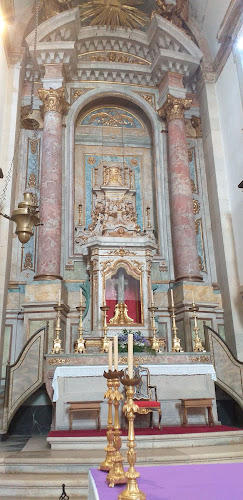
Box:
115 268 128 304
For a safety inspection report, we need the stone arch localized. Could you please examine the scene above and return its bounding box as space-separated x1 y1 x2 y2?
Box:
63 86 171 274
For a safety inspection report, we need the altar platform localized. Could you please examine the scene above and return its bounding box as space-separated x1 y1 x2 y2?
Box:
88 463 243 500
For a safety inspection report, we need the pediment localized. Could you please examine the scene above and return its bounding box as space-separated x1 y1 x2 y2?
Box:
25 9 203 86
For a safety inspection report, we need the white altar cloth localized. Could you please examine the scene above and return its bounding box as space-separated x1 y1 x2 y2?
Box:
52 364 216 402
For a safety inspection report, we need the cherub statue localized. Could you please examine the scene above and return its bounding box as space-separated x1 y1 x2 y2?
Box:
154 0 188 29
38 0 73 23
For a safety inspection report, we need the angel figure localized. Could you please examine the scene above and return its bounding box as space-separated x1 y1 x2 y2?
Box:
38 0 73 23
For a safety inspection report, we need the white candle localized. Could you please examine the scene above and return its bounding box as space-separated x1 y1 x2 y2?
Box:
108 340 113 371
80 288 83 306
128 333 133 379
192 291 195 306
114 335 118 371
58 290 61 305
170 288 174 307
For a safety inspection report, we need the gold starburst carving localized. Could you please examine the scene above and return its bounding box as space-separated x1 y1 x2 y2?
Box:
80 0 149 30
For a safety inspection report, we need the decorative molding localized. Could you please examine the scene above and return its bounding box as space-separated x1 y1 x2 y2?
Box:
78 51 150 66
70 87 94 104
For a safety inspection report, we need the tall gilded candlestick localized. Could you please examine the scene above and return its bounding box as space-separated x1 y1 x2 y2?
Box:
106 370 126 487
51 298 63 354
148 304 160 352
169 288 184 353
119 374 146 500
190 294 206 352
100 303 109 353
99 366 116 472
74 289 86 353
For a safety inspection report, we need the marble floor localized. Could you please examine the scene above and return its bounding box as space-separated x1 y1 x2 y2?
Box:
0 435 31 453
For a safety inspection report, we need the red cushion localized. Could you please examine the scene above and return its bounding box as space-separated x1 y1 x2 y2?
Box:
135 400 160 408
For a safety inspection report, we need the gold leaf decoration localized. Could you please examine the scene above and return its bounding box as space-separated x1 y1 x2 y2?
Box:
80 0 149 30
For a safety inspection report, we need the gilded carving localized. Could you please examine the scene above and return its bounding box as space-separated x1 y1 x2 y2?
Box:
88 109 135 127
38 0 72 23
28 173 36 188
71 88 94 103
154 0 188 29
24 253 33 270
130 159 138 167
79 51 149 66
158 94 192 122
30 139 38 155
195 220 200 235
108 248 136 257
135 92 155 109
191 115 202 138
189 356 210 363
38 87 69 115
80 0 149 30
191 179 196 193
87 156 96 165
48 358 75 365
193 198 200 215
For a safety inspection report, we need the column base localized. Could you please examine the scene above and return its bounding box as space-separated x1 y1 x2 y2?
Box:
175 275 203 282
34 274 63 281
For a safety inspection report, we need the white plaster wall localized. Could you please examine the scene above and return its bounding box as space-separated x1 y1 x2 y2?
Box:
216 53 243 286
189 0 231 59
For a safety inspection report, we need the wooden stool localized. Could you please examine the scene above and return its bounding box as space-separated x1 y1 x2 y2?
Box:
67 401 102 430
181 398 215 427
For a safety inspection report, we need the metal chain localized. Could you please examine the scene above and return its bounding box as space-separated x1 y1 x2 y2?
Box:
30 0 40 110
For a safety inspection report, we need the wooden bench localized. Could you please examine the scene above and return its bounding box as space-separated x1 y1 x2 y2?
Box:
181 398 215 427
67 401 102 430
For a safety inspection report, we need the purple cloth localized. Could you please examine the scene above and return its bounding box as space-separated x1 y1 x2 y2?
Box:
90 463 243 500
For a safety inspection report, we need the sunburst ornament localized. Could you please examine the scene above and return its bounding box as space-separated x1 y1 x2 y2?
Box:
80 0 149 30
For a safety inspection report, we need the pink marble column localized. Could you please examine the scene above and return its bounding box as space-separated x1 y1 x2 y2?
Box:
159 94 202 282
35 87 69 280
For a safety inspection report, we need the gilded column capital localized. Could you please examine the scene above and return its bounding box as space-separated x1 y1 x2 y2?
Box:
158 94 192 122
38 87 69 115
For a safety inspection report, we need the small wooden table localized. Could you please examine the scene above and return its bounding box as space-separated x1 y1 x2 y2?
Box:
67 401 102 430
181 398 215 427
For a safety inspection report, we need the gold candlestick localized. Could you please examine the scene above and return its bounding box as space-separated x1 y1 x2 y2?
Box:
51 303 64 354
100 304 110 353
148 305 160 352
99 371 116 471
74 305 86 353
169 305 184 352
119 375 146 500
106 371 127 487
190 302 206 352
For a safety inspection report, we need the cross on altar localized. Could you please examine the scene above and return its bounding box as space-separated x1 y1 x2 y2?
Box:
115 268 128 303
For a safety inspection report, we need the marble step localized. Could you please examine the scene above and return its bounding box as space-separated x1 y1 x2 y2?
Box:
1 442 243 476
0 472 88 498
48 429 243 450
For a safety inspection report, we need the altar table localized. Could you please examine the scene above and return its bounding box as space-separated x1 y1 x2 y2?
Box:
52 364 217 429
88 463 243 500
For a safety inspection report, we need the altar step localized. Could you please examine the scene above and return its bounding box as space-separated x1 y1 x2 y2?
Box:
0 433 243 497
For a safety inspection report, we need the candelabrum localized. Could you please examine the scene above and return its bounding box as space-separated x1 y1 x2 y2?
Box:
119 375 146 500
99 371 116 472
190 303 206 352
148 304 160 352
168 306 184 353
51 303 64 354
106 370 127 487
74 305 86 353
100 305 110 353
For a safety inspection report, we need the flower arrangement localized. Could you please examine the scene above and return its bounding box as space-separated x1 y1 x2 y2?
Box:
118 329 155 353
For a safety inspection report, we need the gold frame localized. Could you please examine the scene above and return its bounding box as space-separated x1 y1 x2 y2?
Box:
102 259 144 326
